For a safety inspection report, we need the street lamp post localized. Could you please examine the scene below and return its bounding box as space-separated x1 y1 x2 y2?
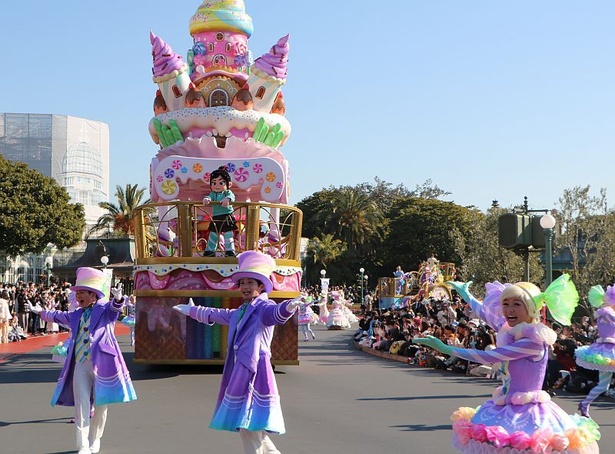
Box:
540 213 556 287
359 267 365 307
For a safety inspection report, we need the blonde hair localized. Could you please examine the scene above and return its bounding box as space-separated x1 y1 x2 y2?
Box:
500 282 542 321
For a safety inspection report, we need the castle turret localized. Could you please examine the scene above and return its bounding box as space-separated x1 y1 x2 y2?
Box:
246 34 289 113
188 0 253 92
151 32 191 111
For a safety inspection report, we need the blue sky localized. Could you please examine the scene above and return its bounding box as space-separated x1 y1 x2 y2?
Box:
2 1 614 212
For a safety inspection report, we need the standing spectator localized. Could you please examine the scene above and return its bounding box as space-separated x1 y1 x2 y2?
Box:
364 291 373 313
172 251 304 454
16 288 31 335
436 301 456 326
0 290 11 343
44 291 60 334
28 267 137 454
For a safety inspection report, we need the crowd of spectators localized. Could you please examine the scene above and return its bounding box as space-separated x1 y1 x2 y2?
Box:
0 281 73 343
353 293 615 398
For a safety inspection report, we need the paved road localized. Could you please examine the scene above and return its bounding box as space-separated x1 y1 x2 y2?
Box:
1 325 613 453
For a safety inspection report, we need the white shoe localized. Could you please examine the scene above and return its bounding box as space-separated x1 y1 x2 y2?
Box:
77 448 91 454
89 439 101 453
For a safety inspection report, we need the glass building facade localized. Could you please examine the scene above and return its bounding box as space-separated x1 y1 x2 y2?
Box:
0 113 109 226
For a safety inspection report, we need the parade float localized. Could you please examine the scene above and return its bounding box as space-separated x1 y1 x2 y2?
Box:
131 0 302 364
377 257 457 310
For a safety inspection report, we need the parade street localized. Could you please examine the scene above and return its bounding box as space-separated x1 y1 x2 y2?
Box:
1 325 613 454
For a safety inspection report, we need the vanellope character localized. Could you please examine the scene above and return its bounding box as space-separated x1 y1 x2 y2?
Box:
202 166 238 257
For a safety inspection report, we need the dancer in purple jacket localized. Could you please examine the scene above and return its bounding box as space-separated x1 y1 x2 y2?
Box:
29 267 137 454
174 250 304 453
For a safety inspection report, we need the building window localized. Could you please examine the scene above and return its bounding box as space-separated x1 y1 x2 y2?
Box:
256 86 266 99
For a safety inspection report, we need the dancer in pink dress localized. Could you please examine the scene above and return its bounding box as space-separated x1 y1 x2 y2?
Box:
298 297 316 341
326 291 350 330
575 285 615 418
415 275 600 453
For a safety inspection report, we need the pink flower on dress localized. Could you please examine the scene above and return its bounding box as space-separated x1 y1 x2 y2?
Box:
550 433 570 452
172 159 182 170
509 431 531 450
485 426 510 448
530 428 553 453
235 168 249 182
452 420 474 445
471 424 488 443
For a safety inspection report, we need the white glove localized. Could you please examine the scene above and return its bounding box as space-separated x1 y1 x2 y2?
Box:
110 283 123 302
202 196 211 205
173 298 195 316
287 294 308 312
26 301 42 315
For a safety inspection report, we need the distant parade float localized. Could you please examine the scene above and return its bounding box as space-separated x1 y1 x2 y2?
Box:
132 0 302 365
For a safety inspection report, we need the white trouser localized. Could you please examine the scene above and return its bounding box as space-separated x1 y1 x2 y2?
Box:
239 429 281 454
73 359 108 450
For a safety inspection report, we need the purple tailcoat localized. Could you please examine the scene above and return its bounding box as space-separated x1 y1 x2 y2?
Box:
189 294 295 433
41 297 137 407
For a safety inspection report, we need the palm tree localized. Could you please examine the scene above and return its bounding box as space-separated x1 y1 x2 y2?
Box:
325 187 384 254
88 184 151 238
307 233 346 268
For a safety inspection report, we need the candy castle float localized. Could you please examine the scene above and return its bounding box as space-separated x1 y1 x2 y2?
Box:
131 0 302 365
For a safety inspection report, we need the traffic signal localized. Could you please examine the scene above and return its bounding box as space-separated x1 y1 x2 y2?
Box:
498 213 531 249
498 214 553 250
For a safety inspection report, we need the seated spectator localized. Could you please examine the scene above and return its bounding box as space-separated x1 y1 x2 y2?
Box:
545 325 578 389
7 317 27 342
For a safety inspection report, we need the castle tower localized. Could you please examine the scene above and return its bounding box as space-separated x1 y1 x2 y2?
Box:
151 32 191 111
188 0 253 96
246 34 289 113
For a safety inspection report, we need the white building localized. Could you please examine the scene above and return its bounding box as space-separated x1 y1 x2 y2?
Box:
0 113 110 283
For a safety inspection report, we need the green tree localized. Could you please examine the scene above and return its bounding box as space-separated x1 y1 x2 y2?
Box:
381 197 474 275
0 155 85 255
306 233 346 283
325 187 384 253
555 186 615 313
89 184 151 238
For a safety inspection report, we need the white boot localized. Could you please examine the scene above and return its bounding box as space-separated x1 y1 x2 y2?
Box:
89 438 100 454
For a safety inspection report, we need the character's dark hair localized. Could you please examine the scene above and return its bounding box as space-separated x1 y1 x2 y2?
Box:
210 166 231 186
